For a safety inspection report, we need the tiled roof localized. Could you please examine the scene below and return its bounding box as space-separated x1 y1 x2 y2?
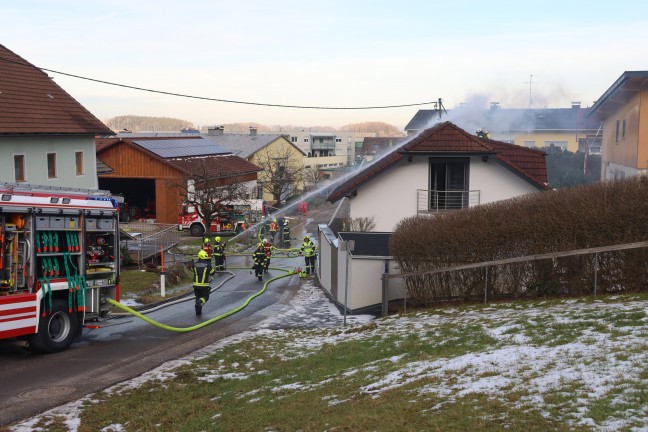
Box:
327 122 549 203
96 137 260 178
167 155 262 178
203 134 306 159
0 44 113 135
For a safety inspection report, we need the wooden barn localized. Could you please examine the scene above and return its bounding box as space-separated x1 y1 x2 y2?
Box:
96 136 261 224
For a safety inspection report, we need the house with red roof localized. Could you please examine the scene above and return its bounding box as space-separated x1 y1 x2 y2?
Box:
327 121 549 232
95 136 262 224
319 122 549 314
0 44 113 189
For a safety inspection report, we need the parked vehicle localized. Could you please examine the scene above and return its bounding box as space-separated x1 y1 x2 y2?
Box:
0 183 120 353
178 199 265 237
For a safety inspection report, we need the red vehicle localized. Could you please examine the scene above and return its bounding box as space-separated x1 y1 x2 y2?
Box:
0 183 121 353
178 199 265 237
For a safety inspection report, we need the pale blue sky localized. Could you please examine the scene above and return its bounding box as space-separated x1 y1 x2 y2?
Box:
3 0 647 129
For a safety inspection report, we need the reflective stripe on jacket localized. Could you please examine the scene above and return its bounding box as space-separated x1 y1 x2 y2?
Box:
193 258 215 286
301 241 316 257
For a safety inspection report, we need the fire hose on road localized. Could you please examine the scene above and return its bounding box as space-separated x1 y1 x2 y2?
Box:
107 267 299 332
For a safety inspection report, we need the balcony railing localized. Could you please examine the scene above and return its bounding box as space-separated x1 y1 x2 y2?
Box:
417 189 480 215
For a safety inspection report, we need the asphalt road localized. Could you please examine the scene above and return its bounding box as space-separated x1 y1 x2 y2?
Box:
0 240 307 427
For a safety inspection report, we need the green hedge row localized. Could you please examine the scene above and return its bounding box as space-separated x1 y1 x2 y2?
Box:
391 177 648 306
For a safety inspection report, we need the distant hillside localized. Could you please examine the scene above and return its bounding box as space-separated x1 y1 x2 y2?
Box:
339 121 404 137
105 116 403 137
105 115 196 132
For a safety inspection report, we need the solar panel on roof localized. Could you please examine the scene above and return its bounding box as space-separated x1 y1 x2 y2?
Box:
133 139 231 158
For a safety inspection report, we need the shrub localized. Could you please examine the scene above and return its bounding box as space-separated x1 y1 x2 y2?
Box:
392 177 648 305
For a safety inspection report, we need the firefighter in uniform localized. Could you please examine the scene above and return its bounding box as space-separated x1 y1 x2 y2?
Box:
192 250 215 315
262 238 273 273
269 219 278 242
213 235 226 270
252 243 268 281
300 235 316 275
202 237 213 258
282 222 291 247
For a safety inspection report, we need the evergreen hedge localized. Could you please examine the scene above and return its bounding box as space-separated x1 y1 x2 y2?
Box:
391 177 648 306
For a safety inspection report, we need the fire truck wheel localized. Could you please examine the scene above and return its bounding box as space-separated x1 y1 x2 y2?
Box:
28 300 79 354
189 223 205 237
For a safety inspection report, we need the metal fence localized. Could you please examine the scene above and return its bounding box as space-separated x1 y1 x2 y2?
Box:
120 223 184 268
382 240 648 316
416 189 481 215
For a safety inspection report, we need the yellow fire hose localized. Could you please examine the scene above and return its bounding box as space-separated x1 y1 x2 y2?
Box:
107 267 298 333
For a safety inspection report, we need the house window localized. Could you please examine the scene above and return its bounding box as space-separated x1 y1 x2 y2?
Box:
523 141 536 148
429 159 469 210
304 138 309 143
615 120 620 144
336 138 342 143
47 153 57 179
622 119 626 140
14 155 25 182
75 151 84 175
291 136 298 143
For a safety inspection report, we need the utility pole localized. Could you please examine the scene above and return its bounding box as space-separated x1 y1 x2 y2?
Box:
525 74 534 109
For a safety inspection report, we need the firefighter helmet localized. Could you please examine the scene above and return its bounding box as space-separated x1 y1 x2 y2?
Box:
203 237 210 244
263 238 268 244
214 236 221 242
198 250 209 259
304 236 309 241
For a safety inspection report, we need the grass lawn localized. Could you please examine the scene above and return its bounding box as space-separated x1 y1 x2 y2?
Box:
14 293 648 431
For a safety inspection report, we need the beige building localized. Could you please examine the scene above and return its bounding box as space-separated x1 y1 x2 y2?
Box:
586 71 648 180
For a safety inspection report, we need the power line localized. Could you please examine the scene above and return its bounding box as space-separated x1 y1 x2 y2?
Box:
0 55 438 110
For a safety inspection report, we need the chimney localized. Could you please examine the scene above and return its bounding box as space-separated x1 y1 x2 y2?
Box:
571 101 581 109
207 125 224 136
249 126 257 136
490 101 500 110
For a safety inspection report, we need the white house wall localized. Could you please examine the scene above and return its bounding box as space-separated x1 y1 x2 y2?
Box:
469 157 539 203
0 136 98 189
318 229 334 295
349 156 541 232
349 157 428 232
335 254 408 311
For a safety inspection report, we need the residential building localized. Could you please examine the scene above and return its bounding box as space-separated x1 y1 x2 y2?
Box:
327 121 549 232
406 104 601 154
203 126 306 205
259 129 370 167
318 122 549 313
0 44 113 188
96 136 261 224
586 71 648 180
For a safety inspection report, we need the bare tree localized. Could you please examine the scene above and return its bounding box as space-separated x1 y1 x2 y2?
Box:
171 156 250 236
303 165 324 191
342 216 376 232
253 145 304 206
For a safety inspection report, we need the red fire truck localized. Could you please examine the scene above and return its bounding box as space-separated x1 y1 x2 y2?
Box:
178 199 265 237
0 183 121 353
